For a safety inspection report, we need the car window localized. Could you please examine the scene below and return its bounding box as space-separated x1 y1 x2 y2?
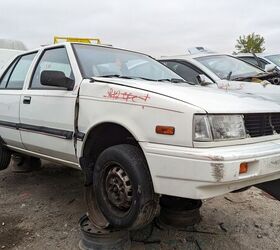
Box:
1 53 36 90
0 59 18 89
239 57 259 67
127 60 169 79
265 54 280 67
162 61 201 84
73 44 182 82
239 57 268 69
30 47 73 89
196 55 264 80
259 59 269 68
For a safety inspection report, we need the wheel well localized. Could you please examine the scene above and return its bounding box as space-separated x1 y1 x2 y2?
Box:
82 123 139 166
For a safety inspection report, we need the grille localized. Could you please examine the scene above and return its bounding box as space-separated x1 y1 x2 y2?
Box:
243 113 280 137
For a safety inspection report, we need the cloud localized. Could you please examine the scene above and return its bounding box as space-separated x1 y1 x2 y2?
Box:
0 0 279 56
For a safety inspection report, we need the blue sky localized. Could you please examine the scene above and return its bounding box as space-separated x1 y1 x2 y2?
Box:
1 0 279 56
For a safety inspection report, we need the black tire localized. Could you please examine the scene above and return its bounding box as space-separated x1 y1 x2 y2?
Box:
231 186 251 193
29 157 42 169
93 144 159 230
0 146 11 171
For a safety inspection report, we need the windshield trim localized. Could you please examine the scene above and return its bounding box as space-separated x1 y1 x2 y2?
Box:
71 43 183 82
71 43 157 78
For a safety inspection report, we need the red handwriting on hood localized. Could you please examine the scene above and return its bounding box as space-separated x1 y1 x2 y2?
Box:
218 83 244 91
104 88 150 102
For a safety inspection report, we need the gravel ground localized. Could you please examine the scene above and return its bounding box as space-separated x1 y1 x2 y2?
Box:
0 161 279 250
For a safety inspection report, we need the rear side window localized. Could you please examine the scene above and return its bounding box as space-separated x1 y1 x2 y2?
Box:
0 53 36 89
162 61 201 84
0 60 17 89
239 57 259 67
239 57 268 69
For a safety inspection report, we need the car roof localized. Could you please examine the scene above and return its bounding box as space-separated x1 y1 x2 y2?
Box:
236 52 280 57
29 42 151 58
159 52 231 60
259 52 280 57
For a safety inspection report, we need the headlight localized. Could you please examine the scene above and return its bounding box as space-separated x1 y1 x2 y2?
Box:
194 114 246 141
193 115 212 141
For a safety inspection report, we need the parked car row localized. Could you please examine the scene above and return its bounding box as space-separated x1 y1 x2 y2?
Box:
237 53 280 71
0 41 280 230
160 52 280 103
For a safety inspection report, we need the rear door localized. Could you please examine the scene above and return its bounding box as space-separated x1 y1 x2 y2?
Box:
0 52 37 148
19 46 80 163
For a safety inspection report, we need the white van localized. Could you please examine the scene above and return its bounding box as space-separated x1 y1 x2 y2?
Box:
0 49 23 69
0 39 26 69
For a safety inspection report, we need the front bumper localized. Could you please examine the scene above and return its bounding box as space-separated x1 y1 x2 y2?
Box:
140 139 280 199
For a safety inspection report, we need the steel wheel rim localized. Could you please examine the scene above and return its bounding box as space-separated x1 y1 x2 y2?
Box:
104 163 133 213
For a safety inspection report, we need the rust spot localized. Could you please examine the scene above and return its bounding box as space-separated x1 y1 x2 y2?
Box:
211 163 224 182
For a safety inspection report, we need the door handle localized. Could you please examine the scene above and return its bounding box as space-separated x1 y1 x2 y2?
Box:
23 96 31 104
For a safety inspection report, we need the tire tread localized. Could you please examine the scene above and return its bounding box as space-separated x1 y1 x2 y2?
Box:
93 144 159 230
0 146 11 171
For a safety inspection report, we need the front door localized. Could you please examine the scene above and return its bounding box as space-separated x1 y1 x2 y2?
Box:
20 47 78 163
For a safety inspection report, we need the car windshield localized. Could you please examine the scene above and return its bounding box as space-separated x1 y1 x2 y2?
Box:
73 44 183 82
195 55 264 80
265 54 280 67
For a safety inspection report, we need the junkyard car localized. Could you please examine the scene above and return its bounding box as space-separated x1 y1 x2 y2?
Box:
1 43 280 230
160 53 280 102
237 53 280 71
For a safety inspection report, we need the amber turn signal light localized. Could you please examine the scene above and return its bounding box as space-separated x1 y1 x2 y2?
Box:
239 162 248 174
155 126 175 135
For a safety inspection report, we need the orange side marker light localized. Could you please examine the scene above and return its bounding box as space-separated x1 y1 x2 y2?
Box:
155 126 175 135
239 162 248 174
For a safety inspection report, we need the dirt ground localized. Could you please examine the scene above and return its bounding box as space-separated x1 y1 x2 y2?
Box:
0 161 279 250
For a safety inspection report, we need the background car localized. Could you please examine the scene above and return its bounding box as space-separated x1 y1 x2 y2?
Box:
236 53 280 71
0 39 26 69
159 52 280 103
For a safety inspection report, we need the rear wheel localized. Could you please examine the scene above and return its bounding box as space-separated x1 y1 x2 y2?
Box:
92 144 159 230
0 146 11 171
11 155 41 173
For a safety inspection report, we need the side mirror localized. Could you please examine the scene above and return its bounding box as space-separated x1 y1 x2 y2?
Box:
265 64 277 73
197 74 213 86
40 70 75 90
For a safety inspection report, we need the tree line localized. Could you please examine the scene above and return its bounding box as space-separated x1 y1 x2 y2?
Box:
235 32 265 54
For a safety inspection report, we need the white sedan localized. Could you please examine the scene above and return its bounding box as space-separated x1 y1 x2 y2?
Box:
159 53 280 103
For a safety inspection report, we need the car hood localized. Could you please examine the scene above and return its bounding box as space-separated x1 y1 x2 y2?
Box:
93 77 280 113
214 80 280 104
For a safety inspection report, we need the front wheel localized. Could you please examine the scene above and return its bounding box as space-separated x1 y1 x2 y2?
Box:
92 144 159 230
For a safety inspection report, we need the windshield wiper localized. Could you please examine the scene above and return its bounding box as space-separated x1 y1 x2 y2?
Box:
132 77 158 81
231 72 277 81
96 75 159 81
157 78 187 83
98 74 134 79
254 72 279 78
132 77 187 83
231 75 253 81
227 71 232 80
92 75 189 84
